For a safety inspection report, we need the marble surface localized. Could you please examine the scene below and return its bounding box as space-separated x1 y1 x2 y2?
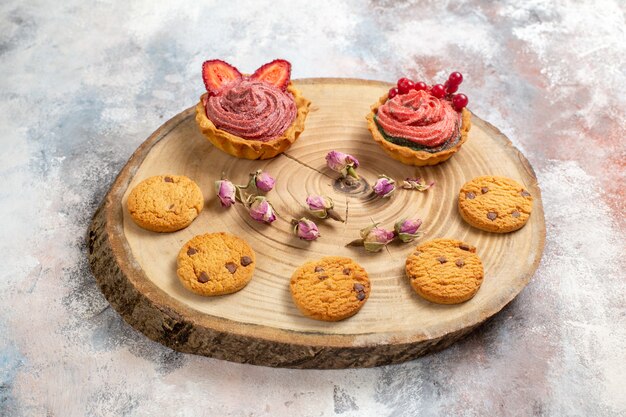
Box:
1 1 625 416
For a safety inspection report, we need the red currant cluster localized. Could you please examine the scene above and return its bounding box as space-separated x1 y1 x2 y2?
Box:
388 71 468 111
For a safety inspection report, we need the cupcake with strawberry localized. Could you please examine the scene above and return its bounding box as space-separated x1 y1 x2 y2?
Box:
366 72 471 166
195 59 310 160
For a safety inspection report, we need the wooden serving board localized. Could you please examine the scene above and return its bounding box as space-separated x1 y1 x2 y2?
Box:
88 78 545 368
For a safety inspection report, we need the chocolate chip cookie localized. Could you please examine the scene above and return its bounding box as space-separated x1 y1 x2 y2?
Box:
458 175 533 233
127 175 204 232
290 256 370 321
405 238 484 304
177 232 256 296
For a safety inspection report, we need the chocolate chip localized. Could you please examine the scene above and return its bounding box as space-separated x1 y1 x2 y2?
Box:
481 187 489 194
455 259 465 268
225 262 238 274
187 247 197 256
487 212 497 220
314 266 324 273
240 256 252 266
168 204 175 210
318 275 328 280
164 176 174 183
466 192 475 200
459 244 470 251
343 268 352 275
197 272 210 283
521 190 531 197
512 210 521 218
353 283 366 301
437 256 447 264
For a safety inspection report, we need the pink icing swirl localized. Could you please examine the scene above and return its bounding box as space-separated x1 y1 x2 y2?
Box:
204 79 297 142
376 89 460 148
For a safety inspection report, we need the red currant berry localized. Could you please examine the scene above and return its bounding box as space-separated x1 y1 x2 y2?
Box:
388 87 399 99
397 77 415 94
414 81 428 91
430 84 446 99
452 93 468 110
448 71 463 86
444 81 459 94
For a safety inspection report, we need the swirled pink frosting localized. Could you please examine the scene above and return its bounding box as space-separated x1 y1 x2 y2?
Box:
204 79 296 142
376 89 460 148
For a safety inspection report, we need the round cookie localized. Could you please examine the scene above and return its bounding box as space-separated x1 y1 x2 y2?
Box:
458 175 533 233
176 232 256 296
405 238 484 304
290 257 370 322
127 175 204 232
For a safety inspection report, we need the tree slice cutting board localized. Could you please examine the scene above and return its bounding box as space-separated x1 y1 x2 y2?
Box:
88 78 545 368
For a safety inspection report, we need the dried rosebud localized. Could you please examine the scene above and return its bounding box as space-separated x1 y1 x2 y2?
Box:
293 218 320 241
325 150 359 179
248 196 276 224
394 218 423 243
361 224 395 252
254 171 275 193
306 195 333 218
373 175 396 198
305 195 344 222
401 177 434 191
215 179 236 207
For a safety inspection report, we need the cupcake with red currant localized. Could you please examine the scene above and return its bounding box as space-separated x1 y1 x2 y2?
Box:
366 72 471 166
195 59 310 160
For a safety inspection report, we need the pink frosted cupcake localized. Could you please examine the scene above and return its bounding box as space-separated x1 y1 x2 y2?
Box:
367 72 471 166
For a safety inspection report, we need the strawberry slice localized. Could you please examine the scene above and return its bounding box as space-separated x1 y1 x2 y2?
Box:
202 60 242 95
250 59 292 91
